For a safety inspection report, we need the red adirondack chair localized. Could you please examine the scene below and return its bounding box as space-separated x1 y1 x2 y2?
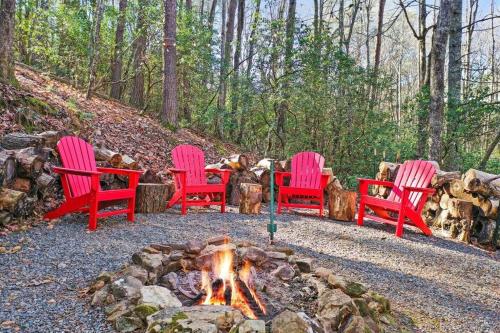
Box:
275 152 330 217
44 136 143 230
167 145 232 215
357 160 436 237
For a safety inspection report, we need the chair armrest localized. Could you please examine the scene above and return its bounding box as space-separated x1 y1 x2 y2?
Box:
169 168 187 174
275 171 291 186
97 167 144 176
320 173 330 189
52 166 101 177
205 168 232 184
402 186 435 194
358 178 395 187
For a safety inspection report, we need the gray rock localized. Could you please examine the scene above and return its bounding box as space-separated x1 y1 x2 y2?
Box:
313 267 332 279
123 265 149 284
327 274 348 290
185 239 206 254
91 285 110 306
207 235 231 245
243 246 268 266
295 257 315 273
339 315 373 333
177 319 218 333
139 285 182 309
317 289 358 331
134 303 159 320
238 319 266 333
131 252 163 274
115 316 144 333
97 271 113 283
146 305 243 331
159 272 179 290
111 276 143 300
271 310 312 333
150 244 172 254
169 251 184 261
271 264 296 281
267 251 288 260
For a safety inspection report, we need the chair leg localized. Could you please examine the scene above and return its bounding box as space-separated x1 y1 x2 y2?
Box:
357 200 365 226
127 196 136 222
319 194 324 218
221 191 226 213
44 201 73 220
395 208 405 237
88 195 98 231
277 191 282 214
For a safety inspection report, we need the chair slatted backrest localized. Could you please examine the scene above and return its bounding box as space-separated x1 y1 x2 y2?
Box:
387 160 436 208
172 145 207 186
290 152 325 189
57 136 98 198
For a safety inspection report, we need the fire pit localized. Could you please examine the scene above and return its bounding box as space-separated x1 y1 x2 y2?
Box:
90 236 398 332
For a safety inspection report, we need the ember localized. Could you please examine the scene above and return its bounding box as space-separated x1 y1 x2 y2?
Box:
200 242 266 319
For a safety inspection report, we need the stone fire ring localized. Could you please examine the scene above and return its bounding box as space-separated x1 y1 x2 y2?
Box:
89 236 396 333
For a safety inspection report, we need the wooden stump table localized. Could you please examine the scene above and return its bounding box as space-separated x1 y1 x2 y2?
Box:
239 183 262 214
328 188 357 221
135 182 174 214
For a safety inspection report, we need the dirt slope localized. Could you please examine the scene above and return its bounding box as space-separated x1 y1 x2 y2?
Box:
1 64 243 174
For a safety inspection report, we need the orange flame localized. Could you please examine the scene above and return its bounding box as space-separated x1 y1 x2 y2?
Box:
200 246 266 319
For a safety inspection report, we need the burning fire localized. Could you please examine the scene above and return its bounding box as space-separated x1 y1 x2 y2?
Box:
200 245 266 319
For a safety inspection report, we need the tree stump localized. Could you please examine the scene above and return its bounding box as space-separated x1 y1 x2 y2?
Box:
239 183 262 215
135 182 174 214
328 189 357 221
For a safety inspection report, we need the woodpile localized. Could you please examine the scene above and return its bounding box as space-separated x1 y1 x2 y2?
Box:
0 132 64 227
0 131 143 229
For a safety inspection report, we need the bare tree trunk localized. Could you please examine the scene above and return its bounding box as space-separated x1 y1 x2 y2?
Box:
478 130 500 170
161 0 178 127
237 0 261 143
215 0 227 137
416 0 429 158
0 0 16 85
365 0 372 68
86 0 105 99
373 0 386 77
276 0 296 156
445 0 462 169
463 0 477 97
129 0 148 108
429 0 452 162
216 0 237 137
208 0 218 31
338 0 345 49
345 0 361 55
230 0 245 135
110 0 128 99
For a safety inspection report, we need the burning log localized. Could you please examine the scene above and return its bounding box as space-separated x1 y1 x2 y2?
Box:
235 277 265 318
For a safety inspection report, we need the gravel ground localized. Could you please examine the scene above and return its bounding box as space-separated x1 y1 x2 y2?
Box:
0 207 499 333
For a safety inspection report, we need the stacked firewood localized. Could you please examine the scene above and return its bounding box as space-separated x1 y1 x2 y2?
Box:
0 132 62 226
0 131 141 228
375 161 499 248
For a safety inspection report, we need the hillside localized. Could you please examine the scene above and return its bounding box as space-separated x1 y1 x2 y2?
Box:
0 64 244 175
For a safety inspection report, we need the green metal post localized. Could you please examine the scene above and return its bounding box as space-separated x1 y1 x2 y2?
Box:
267 161 277 243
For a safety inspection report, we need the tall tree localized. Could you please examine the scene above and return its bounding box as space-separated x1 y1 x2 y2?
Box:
373 0 386 77
276 0 296 155
216 0 237 137
129 0 148 108
161 0 178 126
230 0 245 134
445 0 463 169
0 0 17 84
86 0 105 99
237 0 261 143
208 0 218 31
429 0 452 162
110 0 128 99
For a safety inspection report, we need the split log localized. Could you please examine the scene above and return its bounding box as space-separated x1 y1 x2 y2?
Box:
471 217 497 246
228 170 259 206
462 169 500 197
278 159 291 171
328 189 357 221
0 211 12 226
15 149 44 178
431 170 461 188
135 182 174 213
251 167 271 203
139 170 163 184
239 183 262 214
378 162 400 181
35 173 56 197
255 158 284 171
0 188 27 215
448 199 473 220
119 155 139 170
37 131 63 149
10 178 32 194
94 147 122 167
0 150 17 185
439 193 450 210
220 154 250 171
0 132 45 150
